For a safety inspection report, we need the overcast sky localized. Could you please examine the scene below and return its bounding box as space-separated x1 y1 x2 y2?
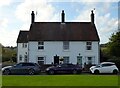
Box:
0 0 119 46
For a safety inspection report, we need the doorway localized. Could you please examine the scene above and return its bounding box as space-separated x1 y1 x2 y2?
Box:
54 55 59 65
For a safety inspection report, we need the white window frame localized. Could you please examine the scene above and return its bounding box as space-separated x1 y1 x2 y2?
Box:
24 55 28 62
19 55 22 61
86 42 92 50
63 41 69 50
22 43 27 48
37 56 45 65
87 57 92 64
85 56 95 65
38 41 44 50
63 56 69 64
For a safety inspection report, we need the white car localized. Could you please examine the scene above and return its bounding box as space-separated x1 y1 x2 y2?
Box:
90 62 119 74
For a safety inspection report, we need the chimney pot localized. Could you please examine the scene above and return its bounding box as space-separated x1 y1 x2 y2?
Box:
61 10 65 23
91 10 94 24
31 11 35 24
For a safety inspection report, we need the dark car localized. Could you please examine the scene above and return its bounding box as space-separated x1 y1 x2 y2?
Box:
46 64 82 75
2 62 41 75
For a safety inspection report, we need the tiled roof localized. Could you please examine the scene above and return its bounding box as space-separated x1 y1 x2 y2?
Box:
17 22 100 43
28 22 100 41
17 31 28 43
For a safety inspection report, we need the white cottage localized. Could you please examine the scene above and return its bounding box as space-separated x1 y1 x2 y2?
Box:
17 10 100 67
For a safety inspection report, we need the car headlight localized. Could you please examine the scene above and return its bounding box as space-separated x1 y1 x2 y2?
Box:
46 68 50 71
91 68 94 70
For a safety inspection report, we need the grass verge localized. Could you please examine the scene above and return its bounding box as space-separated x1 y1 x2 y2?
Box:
2 75 119 86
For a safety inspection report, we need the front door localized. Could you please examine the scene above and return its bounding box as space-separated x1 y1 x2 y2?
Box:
54 55 59 65
77 56 82 65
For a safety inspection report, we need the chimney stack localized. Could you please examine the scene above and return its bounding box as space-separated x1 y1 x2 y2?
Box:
31 11 35 24
61 10 65 23
91 10 94 24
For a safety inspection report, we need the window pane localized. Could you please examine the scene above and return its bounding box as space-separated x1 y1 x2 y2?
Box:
38 46 44 49
38 61 44 65
88 57 92 64
25 43 27 48
38 57 44 60
19 55 22 61
86 46 91 50
63 57 69 63
38 57 44 65
86 42 92 45
63 42 69 50
38 41 44 45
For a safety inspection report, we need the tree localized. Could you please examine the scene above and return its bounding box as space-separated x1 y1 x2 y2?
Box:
107 31 120 57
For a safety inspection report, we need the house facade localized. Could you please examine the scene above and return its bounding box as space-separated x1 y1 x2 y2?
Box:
17 10 100 67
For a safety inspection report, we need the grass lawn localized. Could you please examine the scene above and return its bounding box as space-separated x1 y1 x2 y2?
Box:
2 75 119 86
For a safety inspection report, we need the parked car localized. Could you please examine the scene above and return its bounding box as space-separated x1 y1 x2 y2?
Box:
2 62 41 75
46 63 82 75
90 62 119 74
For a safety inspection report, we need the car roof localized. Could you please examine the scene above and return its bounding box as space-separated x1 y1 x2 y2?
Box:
100 62 115 64
18 62 35 64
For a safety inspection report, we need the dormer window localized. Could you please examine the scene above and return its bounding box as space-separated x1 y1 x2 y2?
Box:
86 42 92 50
38 41 44 50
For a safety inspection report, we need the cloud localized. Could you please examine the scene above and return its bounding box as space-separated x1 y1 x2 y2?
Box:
0 0 13 7
0 18 19 46
0 29 19 46
74 2 118 44
0 18 8 28
15 0 58 22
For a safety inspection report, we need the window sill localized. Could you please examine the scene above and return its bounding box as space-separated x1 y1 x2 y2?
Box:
38 50 45 52
85 50 93 52
63 50 70 52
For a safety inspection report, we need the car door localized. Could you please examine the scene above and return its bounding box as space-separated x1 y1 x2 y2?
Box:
19 63 33 74
100 64 109 73
55 64 67 73
59 64 71 73
10 63 23 74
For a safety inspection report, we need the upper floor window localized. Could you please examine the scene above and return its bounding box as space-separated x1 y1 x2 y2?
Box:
86 42 92 50
63 41 69 50
38 41 44 50
22 43 27 48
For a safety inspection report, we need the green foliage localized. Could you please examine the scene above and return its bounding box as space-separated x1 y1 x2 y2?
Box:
100 44 110 62
100 31 120 70
100 31 120 69
107 31 120 57
2 47 17 62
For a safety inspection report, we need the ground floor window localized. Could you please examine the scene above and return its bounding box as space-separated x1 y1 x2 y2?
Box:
87 57 92 64
19 55 22 61
24 55 28 62
63 56 69 64
38 57 44 65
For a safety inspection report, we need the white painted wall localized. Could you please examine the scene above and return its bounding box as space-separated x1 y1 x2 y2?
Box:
28 41 100 66
17 43 28 63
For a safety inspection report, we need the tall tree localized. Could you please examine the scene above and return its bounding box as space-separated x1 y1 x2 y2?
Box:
107 31 120 57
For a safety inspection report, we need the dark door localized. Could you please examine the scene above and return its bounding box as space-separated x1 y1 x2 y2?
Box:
54 55 59 65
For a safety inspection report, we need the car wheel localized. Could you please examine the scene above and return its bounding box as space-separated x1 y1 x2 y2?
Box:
28 69 35 75
94 70 99 74
113 70 118 74
49 70 54 75
73 70 77 74
3 69 10 75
